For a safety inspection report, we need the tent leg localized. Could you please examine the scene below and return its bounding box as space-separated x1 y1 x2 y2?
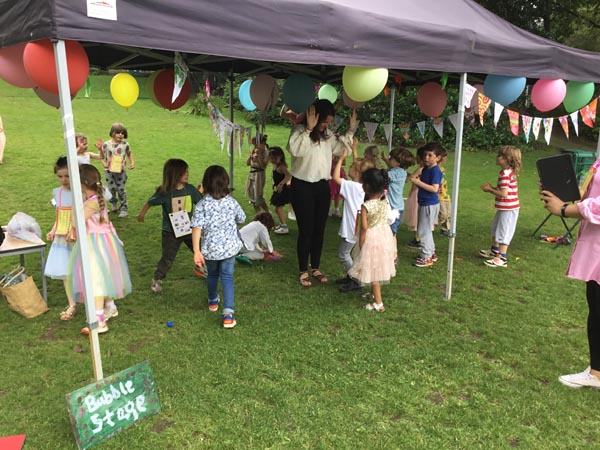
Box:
54 40 103 380
445 73 467 301
228 73 234 188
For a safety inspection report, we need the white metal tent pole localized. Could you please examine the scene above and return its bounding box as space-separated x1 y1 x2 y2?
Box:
53 40 103 380
388 87 396 153
228 74 234 188
444 72 467 301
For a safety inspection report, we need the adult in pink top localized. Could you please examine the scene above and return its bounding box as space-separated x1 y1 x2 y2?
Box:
542 159 600 389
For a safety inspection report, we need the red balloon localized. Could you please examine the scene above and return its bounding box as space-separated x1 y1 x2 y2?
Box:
23 39 89 95
153 69 191 110
417 82 447 118
0 43 35 88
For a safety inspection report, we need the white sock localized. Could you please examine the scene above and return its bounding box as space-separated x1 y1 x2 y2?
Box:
105 300 116 309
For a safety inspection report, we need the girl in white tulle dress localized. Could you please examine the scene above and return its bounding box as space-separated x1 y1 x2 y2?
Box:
348 168 396 312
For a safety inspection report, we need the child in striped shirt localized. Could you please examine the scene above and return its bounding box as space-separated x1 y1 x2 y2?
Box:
479 146 522 268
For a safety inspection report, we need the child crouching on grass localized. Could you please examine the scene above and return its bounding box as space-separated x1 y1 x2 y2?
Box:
239 212 276 261
192 165 246 329
479 145 522 268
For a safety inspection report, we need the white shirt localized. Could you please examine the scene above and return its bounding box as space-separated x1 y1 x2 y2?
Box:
286 125 354 182
239 220 273 253
339 179 365 243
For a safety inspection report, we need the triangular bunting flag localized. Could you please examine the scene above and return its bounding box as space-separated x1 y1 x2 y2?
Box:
238 126 245 155
493 103 504 127
448 113 460 131
331 116 344 133
507 110 520 136
364 122 379 143
478 92 492 126
225 123 233 155
398 123 411 141
532 117 542 141
543 117 554 145
581 98 597 128
416 121 426 139
521 115 532 143
219 117 226 148
463 83 477 107
432 118 444 138
383 123 393 143
570 111 579 136
83 78 92 98
0 435 26 450
172 52 189 103
558 115 569 139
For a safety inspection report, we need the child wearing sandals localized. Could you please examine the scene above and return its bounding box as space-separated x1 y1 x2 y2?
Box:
68 164 132 334
348 168 396 311
44 156 77 321
268 147 292 234
191 165 246 329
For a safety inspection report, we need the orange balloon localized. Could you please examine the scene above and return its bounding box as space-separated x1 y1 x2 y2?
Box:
23 39 89 95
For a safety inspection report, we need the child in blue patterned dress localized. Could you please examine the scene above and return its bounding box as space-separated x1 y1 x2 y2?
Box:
191 165 246 328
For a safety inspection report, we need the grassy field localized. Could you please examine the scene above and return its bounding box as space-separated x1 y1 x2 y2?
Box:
0 76 598 449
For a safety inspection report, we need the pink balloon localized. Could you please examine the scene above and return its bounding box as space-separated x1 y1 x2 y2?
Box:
531 78 567 112
469 83 484 109
342 90 364 109
250 74 279 110
33 87 75 108
417 82 447 118
0 43 35 88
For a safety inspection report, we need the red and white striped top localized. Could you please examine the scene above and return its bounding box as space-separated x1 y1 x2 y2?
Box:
495 168 519 210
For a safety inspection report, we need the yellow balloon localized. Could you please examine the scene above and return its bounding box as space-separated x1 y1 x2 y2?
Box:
110 73 139 109
342 66 388 102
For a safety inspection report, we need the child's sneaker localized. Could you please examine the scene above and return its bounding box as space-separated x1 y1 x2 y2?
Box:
431 253 439 262
484 256 507 268
333 208 342 218
194 264 208 278
274 224 289 235
118 210 128 218
413 256 433 268
222 313 236 329
479 249 498 258
81 322 109 335
151 278 163 293
406 239 421 249
104 306 119 321
208 295 220 312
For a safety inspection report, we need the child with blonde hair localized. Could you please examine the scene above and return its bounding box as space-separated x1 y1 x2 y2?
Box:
68 164 132 334
364 145 386 170
479 145 522 268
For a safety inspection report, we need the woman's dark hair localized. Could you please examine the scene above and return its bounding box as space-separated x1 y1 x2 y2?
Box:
303 99 336 142
54 156 68 173
362 168 390 199
202 165 231 200
389 147 415 169
254 211 275 230
109 122 128 139
157 159 189 195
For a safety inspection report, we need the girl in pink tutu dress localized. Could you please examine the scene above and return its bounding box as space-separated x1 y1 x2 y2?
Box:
348 168 396 312
68 164 132 334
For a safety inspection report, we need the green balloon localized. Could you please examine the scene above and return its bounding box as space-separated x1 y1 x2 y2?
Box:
563 81 595 113
342 66 388 102
318 84 338 103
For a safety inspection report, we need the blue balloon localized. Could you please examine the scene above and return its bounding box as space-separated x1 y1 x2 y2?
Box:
238 79 256 111
282 73 316 113
483 74 526 106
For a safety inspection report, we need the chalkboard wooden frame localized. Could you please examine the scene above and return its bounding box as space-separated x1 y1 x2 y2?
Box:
66 361 161 450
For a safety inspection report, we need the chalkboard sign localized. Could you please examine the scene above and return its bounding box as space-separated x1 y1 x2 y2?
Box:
66 361 161 450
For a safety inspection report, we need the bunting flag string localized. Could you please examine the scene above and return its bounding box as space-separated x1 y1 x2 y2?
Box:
493 103 504 128
399 123 411 141
543 118 553 145
463 83 477 108
581 98 597 128
364 122 379 143
477 92 492 126
532 117 542 141
522 115 532 143
558 115 569 139
432 118 444 138
416 121 426 139
382 123 393 143
569 111 579 137
448 113 460 132
507 110 519 136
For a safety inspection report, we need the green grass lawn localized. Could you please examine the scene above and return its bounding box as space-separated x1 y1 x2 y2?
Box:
0 77 598 449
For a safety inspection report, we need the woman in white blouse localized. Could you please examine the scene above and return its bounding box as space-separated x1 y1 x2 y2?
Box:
286 99 356 287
